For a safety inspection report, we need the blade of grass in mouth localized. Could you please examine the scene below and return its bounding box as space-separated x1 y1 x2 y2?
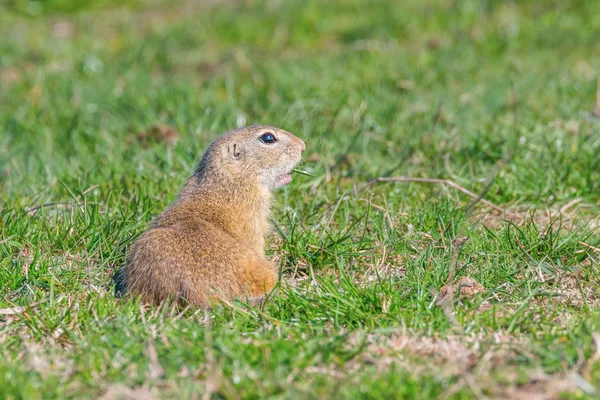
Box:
292 169 317 177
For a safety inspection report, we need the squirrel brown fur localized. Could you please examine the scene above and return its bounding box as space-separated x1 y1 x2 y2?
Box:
116 125 305 307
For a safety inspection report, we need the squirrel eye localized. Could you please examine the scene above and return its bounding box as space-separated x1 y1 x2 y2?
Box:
259 132 277 144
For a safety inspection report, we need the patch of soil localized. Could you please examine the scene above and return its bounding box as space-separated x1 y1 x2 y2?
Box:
439 276 485 301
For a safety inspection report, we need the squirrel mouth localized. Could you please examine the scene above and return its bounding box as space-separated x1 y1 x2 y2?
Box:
277 172 293 186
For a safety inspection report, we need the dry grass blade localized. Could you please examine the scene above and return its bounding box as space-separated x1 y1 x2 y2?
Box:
0 235 15 245
25 202 75 213
360 176 504 212
97 384 157 400
81 184 100 196
0 299 46 316
145 339 165 380
0 306 26 315
448 236 469 284
579 241 600 254
430 286 461 328
431 237 475 329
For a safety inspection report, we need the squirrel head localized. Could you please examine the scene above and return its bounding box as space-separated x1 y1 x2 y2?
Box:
199 125 306 191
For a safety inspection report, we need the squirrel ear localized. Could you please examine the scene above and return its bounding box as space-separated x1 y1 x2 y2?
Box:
227 142 243 159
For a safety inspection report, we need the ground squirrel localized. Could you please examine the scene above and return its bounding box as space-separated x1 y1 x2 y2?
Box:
116 125 305 307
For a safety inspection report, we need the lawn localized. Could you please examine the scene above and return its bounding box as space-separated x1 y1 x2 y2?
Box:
1 0 599 398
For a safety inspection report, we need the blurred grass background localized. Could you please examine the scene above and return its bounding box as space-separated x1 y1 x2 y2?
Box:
1 0 599 398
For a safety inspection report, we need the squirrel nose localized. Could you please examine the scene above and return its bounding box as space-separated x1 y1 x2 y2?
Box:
297 138 306 152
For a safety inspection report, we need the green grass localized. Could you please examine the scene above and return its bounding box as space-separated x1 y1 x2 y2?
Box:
1 0 599 398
